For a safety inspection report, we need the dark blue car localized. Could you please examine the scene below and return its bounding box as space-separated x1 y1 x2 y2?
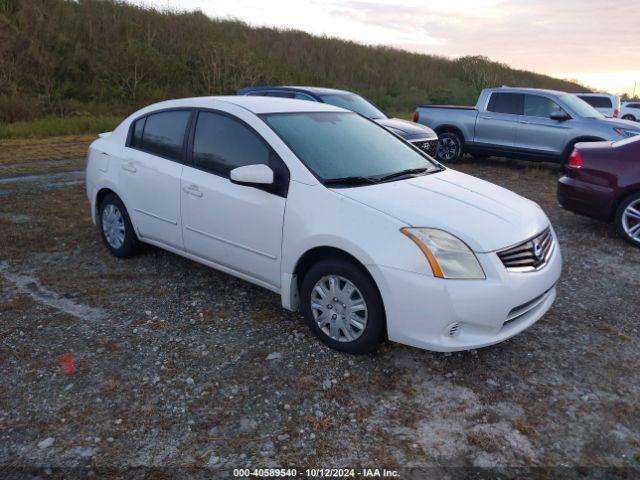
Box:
237 86 439 156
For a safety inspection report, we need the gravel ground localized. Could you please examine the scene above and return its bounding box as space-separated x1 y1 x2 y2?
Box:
0 147 638 479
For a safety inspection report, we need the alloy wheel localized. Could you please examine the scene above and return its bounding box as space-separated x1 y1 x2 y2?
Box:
622 199 640 243
437 138 458 162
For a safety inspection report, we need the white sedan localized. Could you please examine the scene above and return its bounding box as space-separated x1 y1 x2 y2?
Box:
86 96 562 354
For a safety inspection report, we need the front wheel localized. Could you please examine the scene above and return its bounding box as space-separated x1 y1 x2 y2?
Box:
300 258 385 354
622 114 637 122
436 132 464 163
616 192 640 248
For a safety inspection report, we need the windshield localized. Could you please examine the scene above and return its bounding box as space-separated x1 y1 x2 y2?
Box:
317 93 386 119
561 94 605 119
261 112 439 183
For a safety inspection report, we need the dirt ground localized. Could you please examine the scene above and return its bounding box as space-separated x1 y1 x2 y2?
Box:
0 138 638 479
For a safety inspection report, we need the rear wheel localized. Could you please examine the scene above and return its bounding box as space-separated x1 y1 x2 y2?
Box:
616 192 640 248
435 132 464 163
300 258 385 354
99 193 142 258
622 114 637 122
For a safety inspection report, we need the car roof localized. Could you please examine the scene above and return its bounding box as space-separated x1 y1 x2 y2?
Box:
488 87 569 96
573 92 619 98
135 95 348 115
239 85 355 96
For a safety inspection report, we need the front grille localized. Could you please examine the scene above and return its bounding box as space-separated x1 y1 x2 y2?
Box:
497 228 554 272
412 139 438 157
503 287 554 327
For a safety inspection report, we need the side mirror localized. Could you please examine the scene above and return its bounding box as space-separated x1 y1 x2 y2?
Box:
230 164 274 186
550 111 571 121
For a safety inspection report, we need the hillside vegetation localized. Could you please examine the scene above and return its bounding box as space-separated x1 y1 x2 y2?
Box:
0 0 586 127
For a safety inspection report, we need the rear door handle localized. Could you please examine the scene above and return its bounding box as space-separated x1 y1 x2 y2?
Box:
122 162 137 173
480 116 494 120
183 185 203 198
519 120 529 124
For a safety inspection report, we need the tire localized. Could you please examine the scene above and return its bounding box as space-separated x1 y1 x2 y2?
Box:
435 131 464 163
300 258 385 354
98 193 141 258
615 192 640 248
622 114 636 122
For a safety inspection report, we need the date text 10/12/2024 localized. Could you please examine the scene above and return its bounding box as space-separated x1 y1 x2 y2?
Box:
233 468 400 478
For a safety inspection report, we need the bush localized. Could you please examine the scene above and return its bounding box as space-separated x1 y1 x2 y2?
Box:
0 95 42 123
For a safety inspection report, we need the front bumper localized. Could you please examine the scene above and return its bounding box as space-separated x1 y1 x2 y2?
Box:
368 233 562 352
411 138 438 157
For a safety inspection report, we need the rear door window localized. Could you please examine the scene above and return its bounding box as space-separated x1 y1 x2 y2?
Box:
136 110 191 161
487 93 524 115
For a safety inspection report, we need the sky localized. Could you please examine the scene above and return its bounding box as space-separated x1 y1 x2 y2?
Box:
130 0 640 96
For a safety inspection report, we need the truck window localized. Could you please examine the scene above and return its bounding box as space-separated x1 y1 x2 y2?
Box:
487 93 524 115
265 91 296 98
524 95 563 118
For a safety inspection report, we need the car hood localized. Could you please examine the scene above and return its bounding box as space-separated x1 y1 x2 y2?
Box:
332 169 549 253
589 117 640 131
375 117 437 141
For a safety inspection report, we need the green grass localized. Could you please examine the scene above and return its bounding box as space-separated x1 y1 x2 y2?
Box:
0 112 415 140
389 112 414 121
0 115 122 139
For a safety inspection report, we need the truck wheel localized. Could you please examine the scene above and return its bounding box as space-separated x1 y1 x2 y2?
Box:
615 192 640 248
436 132 464 163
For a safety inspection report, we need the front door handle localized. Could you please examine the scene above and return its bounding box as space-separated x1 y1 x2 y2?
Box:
480 116 494 120
183 185 203 198
519 120 529 124
122 162 137 173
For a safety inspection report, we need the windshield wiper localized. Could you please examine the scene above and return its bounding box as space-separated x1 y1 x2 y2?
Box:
376 167 431 183
323 175 380 187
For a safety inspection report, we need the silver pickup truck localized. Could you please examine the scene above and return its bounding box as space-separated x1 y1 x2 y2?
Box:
414 87 640 164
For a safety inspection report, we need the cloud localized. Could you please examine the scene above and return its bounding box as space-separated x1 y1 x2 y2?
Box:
328 0 640 73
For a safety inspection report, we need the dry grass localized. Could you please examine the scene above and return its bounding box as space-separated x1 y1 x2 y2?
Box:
0 135 93 166
467 431 501 452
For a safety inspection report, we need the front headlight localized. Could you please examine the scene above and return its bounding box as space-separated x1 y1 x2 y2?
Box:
613 127 640 138
401 228 485 279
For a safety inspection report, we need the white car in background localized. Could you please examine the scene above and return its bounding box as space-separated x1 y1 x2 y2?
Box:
86 96 562 354
621 101 640 122
574 93 621 118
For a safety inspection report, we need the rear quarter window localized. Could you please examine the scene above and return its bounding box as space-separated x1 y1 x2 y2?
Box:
130 117 146 148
